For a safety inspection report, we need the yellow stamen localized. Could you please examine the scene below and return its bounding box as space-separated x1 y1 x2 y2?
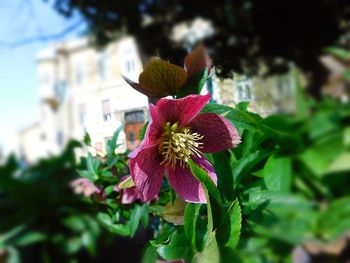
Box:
159 122 203 169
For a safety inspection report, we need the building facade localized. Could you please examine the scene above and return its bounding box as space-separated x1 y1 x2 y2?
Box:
20 37 148 162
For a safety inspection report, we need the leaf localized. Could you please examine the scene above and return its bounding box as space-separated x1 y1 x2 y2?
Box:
192 237 220 263
324 47 350 60
263 155 292 192
316 196 350 240
62 216 86 232
104 185 116 196
83 131 91 146
299 139 344 177
188 160 222 230
86 153 98 181
106 126 123 155
13 232 47 247
246 190 314 210
139 121 149 140
177 68 208 98
129 204 149 237
117 176 135 190
142 244 158 263
155 228 193 262
326 152 350 173
216 200 242 250
138 57 187 97
97 213 130 236
232 150 272 188
184 203 207 252
162 198 186 225
212 151 236 201
188 160 221 263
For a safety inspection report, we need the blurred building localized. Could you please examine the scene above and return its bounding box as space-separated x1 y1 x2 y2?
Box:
19 37 148 162
216 71 298 116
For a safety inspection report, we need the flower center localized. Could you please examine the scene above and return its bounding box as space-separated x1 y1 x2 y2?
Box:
159 122 203 169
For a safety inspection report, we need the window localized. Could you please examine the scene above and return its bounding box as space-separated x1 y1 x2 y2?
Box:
102 99 112 121
56 131 64 146
75 62 83 85
125 110 145 123
129 131 135 146
98 53 107 80
125 60 135 73
54 80 67 104
78 103 86 125
237 79 252 102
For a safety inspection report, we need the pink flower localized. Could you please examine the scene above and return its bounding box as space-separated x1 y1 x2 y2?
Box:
71 178 100 197
129 94 240 203
115 176 141 204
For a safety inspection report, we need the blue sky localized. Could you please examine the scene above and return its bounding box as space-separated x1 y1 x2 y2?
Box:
0 0 85 152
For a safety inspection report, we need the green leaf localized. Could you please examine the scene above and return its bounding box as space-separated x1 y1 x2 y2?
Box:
316 196 350 240
326 152 350 173
192 236 220 263
62 216 86 232
232 150 272 188
188 160 222 230
142 244 158 263
139 121 149 141
324 46 350 60
177 68 208 98
217 200 242 250
86 153 98 181
13 231 47 247
97 213 130 236
184 203 207 252
263 155 292 192
83 131 91 146
129 204 149 237
299 139 344 177
104 185 116 196
188 160 221 263
155 228 193 262
212 151 236 201
106 125 123 155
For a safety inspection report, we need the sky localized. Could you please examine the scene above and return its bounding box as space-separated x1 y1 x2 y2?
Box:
0 0 85 153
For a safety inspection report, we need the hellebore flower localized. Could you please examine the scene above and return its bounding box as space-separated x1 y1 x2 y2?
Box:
123 45 213 98
70 178 105 201
129 94 241 203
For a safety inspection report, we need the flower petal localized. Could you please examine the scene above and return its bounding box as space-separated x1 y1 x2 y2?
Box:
184 44 212 78
129 104 163 159
129 145 165 202
167 156 217 203
121 187 140 204
156 93 211 127
189 113 241 153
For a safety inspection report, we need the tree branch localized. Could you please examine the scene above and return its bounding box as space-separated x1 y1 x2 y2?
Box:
0 20 84 48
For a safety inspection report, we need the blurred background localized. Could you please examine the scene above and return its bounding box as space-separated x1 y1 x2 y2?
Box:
1 1 350 262
0 0 349 164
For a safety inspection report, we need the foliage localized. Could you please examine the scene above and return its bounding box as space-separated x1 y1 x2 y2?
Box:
0 142 107 263
2 46 350 262
73 69 350 262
